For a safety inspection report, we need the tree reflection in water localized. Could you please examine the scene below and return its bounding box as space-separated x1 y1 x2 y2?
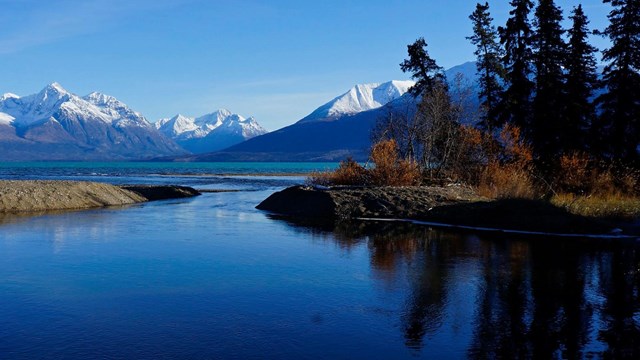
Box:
272 216 640 358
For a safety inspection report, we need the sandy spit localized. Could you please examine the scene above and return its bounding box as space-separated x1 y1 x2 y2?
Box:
0 180 147 213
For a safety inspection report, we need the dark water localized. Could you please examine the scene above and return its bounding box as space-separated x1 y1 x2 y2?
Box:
1 163 639 359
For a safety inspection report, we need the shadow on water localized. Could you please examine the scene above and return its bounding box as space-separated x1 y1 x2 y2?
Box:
270 215 640 358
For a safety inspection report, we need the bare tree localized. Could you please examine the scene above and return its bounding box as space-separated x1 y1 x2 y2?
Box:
372 97 420 162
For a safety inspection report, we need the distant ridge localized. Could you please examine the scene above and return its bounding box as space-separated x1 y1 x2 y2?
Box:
176 62 480 162
155 110 267 153
0 83 184 161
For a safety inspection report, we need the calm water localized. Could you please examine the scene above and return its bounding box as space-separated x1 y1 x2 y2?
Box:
1 163 639 359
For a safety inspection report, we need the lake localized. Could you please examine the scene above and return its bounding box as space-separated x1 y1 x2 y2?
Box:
1 162 639 359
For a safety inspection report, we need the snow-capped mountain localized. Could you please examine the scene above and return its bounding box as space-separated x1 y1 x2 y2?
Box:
183 64 481 161
0 83 184 160
155 109 267 153
298 80 415 124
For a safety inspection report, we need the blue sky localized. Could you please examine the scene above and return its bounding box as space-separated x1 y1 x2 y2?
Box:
0 0 610 130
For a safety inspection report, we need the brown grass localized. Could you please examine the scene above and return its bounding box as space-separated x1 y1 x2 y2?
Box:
551 192 640 219
477 162 539 199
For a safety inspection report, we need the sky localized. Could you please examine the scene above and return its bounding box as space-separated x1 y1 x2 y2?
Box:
0 0 611 130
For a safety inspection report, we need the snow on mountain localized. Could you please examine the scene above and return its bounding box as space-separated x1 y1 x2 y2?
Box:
298 80 415 123
155 109 267 153
156 114 201 139
0 112 14 125
0 83 184 160
0 83 151 128
1 93 19 101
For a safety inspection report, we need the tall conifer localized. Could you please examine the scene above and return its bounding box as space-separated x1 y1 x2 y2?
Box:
400 38 446 97
468 2 505 131
531 0 566 158
596 0 640 163
565 5 598 153
499 0 534 136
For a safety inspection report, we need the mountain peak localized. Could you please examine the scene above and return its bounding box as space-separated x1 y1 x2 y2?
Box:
44 82 68 95
0 83 184 159
194 109 236 127
210 108 232 117
156 108 267 153
0 93 19 101
298 80 415 124
83 92 122 107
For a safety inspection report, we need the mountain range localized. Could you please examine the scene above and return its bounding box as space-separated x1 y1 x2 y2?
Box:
155 110 267 153
0 84 269 160
0 62 478 161
178 62 478 161
0 83 184 161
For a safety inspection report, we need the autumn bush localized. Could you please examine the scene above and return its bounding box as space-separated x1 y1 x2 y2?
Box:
550 152 640 197
307 139 421 187
476 125 540 199
310 120 639 220
307 157 367 186
368 139 421 186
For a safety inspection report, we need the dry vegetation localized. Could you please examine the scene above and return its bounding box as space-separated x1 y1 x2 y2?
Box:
308 139 421 187
309 123 640 220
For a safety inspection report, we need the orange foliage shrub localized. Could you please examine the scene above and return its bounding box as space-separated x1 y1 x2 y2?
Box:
445 125 493 184
552 153 640 197
477 161 539 199
477 125 539 199
308 157 367 186
307 140 421 187
368 139 421 186
499 124 533 167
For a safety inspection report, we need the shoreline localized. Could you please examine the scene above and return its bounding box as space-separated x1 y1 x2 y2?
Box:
257 185 640 238
154 172 312 177
0 180 200 214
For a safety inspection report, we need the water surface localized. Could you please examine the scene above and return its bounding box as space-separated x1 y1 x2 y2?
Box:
1 163 639 359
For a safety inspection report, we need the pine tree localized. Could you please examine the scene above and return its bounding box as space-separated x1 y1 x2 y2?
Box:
531 0 567 159
467 2 505 132
565 5 599 153
499 0 534 136
400 37 446 97
596 0 640 164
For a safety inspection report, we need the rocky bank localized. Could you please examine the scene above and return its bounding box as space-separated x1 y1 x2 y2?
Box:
257 185 639 236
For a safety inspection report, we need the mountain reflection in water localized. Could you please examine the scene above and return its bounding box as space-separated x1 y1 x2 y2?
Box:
276 217 640 358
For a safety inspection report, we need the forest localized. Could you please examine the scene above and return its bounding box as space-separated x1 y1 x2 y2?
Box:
313 0 640 217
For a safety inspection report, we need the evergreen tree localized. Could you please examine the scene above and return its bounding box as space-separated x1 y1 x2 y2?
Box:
531 0 567 158
498 0 535 136
467 2 505 132
400 37 446 97
596 0 640 164
565 5 599 153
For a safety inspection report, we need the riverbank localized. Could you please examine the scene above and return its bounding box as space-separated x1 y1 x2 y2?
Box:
0 180 199 213
257 185 640 237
